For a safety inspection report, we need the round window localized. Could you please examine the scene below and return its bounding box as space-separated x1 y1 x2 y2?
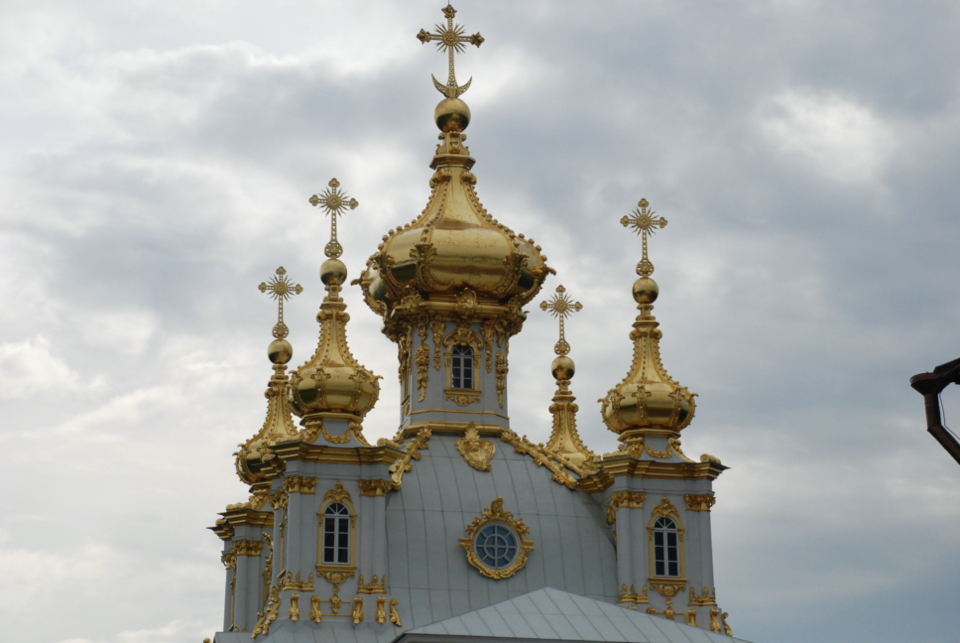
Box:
474 523 519 570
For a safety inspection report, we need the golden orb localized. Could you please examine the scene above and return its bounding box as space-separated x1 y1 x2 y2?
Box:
551 355 576 381
632 277 659 304
321 258 347 286
435 97 471 132
268 338 293 365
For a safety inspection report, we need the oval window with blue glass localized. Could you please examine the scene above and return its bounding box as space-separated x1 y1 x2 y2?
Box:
474 523 519 570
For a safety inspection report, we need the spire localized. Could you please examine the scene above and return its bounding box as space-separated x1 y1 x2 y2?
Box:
235 267 303 485
417 4 484 99
599 199 697 447
290 179 381 440
540 286 595 471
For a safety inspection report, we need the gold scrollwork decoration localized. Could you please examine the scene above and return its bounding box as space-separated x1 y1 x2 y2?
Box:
689 586 717 606
309 595 323 623
455 423 496 471
289 593 300 622
500 430 578 489
416 343 430 401
618 583 649 605
251 584 280 638
321 423 352 444
323 481 352 504
650 579 687 598
389 598 402 626
495 350 507 408
282 571 314 592
459 497 534 579
375 596 387 624
357 574 386 594
351 597 364 625
445 392 481 406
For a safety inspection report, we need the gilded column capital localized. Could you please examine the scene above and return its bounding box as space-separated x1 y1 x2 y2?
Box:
684 493 716 512
232 540 265 557
358 479 392 497
605 490 646 524
283 475 318 494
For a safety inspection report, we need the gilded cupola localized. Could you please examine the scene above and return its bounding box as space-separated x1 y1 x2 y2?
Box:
235 267 304 485
358 4 551 336
290 179 381 433
600 199 697 444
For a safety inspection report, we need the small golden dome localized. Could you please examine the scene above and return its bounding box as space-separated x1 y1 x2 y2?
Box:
290 282 381 424
601 199 696 440
268 339 292 365
435 97 471 132
551 355 575 381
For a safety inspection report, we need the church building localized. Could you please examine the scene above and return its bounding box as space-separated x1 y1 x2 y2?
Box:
209 6 746 643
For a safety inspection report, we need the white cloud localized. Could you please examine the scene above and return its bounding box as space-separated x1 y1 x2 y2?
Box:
759 89 897 183
0 335 97 398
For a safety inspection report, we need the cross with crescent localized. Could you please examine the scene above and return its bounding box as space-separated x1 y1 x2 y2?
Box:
540 285 583 356
259 267 303 339
417 4 484 98
621 198 668 277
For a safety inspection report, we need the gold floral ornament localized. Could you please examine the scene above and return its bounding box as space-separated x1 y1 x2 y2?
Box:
259 267 303 340
417 4 484 99
459 497 534 579
455 422 496 471
310 178 358 259
621 198 667 277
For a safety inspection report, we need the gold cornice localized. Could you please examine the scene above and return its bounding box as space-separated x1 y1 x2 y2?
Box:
263 441 404 467
577 460 726 493
408 407 509 419
400 419 507 439
210 507 275 540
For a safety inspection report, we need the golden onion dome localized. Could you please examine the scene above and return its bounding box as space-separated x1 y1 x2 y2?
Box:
290 258 381 425
359 97 551 323
599 200 697 441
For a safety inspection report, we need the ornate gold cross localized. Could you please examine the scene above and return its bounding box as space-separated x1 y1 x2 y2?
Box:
259 267 303 339
540 285 582 356
309 178 358 259
621 198 668 277
417 4 484 98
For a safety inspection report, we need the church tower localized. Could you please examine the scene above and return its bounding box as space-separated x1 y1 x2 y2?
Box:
208 5 740 642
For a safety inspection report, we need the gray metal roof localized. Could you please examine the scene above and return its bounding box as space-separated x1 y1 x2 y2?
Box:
400 587 753 643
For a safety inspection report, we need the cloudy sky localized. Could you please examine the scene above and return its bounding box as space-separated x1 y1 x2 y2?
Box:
3 1 960 642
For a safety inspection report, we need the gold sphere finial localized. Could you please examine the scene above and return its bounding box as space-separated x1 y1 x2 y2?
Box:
309 178 359 260
258 266 304 341
540 285 583 358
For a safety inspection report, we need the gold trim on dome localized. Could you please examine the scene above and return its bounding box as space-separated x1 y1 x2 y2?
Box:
455 423 496 471
685 493 716 512
499 430 579 488
389 427 432 488
459 497 534 579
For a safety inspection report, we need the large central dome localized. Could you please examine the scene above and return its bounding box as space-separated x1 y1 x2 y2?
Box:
359 99 551 327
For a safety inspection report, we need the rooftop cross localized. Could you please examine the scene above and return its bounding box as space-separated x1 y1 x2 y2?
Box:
540 285 583 356
309 178 358 259
259 267 303 339
621 198 668 277
417 4 484 98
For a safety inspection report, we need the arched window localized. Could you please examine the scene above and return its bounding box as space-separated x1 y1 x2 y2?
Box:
451 345 474 390
652 516 680 577
322 502 350 565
